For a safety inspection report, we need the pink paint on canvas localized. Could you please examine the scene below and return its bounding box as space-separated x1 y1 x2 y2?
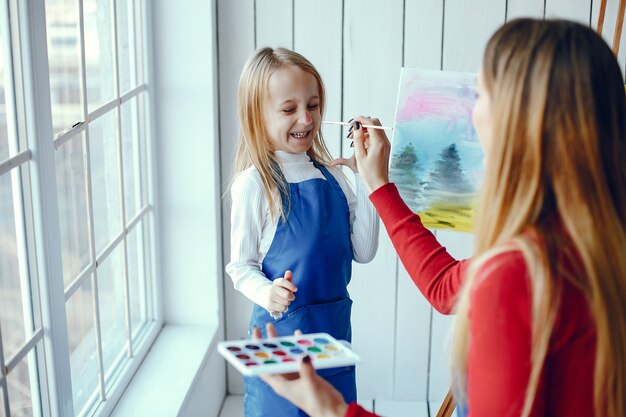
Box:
396 90 475 124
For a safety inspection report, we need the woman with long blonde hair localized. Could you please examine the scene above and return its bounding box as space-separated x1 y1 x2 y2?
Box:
226 47 379 417
257 19 626 417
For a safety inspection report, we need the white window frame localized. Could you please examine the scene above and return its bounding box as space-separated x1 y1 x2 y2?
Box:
0 0 162 416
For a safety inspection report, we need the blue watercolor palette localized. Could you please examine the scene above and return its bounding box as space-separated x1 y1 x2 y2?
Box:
218 332 360 376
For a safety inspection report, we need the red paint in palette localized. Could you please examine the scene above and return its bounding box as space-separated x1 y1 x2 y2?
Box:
273 350 287 356
297 339 313 346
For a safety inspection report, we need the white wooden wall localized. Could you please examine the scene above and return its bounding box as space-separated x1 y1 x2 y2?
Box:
217 1 625 415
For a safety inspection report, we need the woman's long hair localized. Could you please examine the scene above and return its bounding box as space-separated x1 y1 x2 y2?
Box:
232 47 333 221
451 19 626 417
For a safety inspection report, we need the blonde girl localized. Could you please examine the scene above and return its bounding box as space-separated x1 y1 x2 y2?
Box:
226 47 379 417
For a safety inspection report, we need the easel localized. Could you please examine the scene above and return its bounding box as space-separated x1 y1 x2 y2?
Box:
596 0 626 55
434 4 625 417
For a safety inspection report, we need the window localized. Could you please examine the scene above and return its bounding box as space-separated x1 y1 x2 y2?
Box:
0 0 159 415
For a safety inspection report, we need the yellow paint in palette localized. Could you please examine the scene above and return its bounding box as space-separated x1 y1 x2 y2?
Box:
218 332 360 376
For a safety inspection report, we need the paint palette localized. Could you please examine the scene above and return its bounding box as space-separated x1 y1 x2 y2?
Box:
218 333 360 376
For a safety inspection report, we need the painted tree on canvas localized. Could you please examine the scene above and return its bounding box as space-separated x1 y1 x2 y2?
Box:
425 144 473 194
390 143 424 209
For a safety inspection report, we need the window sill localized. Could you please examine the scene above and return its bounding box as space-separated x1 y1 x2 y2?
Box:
110 324 219 417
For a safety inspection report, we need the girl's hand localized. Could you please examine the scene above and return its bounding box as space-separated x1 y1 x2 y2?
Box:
268 270 297 314
351 116 391 193
255 324 349 417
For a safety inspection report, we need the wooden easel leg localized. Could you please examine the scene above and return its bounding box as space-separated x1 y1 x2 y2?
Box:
612 0 626 55
436 389 456 417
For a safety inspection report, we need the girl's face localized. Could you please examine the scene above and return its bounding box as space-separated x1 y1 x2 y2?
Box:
473 71 494 157
263 65 321 154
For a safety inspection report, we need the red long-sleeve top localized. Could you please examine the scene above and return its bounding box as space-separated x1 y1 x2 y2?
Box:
346 183 596 417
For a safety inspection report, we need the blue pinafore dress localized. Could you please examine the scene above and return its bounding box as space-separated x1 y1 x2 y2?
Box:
244 161 356 417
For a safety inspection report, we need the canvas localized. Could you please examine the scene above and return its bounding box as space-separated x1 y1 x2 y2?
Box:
390 68 485 232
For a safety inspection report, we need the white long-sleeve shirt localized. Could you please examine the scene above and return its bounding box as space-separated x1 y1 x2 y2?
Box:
226 151 379 312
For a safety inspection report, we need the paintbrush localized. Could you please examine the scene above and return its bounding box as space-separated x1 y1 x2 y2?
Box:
322 121 393 130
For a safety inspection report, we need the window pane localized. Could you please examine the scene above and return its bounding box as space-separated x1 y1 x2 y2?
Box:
127 220 147 336
116 0 137 93
56 135 90 288
98 245 126 382
0 388 5 416
137 92 148 204
66 278 98 417
1 20 10 160
84 0 115 111
135 1 145 86
120 97 142 219
7 357 41 417
89 111 121 255
45 0 83 135
0 172 26 361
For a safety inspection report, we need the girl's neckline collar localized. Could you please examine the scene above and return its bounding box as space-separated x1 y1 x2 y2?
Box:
274 151 310 163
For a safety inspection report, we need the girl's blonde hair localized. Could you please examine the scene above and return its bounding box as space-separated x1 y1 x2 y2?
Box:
451 19 626 417
233 47 333 221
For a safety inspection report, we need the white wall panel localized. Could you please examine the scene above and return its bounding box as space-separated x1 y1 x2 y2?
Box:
506 0 545 19
443 0 506 72
393 266 431 400
256 0 293 49
343 0 404 400
545 0 592 23
404 0 444 69
217 0 256 395
294 0 343 160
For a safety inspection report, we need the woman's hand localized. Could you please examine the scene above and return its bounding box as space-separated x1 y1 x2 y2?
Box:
351 116 391 193
254 324 349 417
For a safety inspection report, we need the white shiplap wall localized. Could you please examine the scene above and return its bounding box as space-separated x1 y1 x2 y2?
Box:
216 0 625 414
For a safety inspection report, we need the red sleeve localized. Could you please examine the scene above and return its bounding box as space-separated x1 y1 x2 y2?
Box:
467 251 532 417
345 402 379 417
369 183 468 313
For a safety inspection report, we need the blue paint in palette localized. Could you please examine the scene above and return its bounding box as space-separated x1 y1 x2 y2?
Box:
218 332 360 376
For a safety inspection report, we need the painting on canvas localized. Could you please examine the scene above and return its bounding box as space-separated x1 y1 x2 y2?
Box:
390 68 484 232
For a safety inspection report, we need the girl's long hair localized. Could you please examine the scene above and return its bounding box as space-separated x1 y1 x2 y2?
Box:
233 47 333 221
451 19 626 417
